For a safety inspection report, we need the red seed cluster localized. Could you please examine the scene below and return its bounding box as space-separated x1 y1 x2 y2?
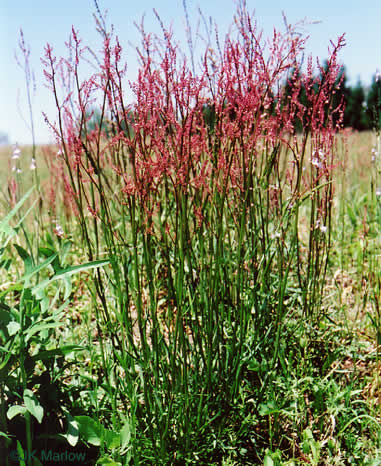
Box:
41 5 345 228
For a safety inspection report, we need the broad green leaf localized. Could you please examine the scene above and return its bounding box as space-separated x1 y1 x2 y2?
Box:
120 421 131 453
38 247 56 257
24 388 44 423
74 415 102 446
22 253 58 285
103 429 120 449
7 404 27 420
25 321 61 340
66 416 79 447
263 456 274 466
13 244 33 275
259 401 279 416
7 321 20 336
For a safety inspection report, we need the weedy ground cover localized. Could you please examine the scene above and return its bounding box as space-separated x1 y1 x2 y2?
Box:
0 2 380 464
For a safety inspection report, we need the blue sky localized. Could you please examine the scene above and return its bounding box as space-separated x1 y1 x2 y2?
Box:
1 0 380 144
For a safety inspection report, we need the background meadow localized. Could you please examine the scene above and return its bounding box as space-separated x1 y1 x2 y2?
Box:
0 1 380 464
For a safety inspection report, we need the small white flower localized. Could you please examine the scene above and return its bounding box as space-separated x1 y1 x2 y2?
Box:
371 148 378 163
311 157 323 169
53 220 64 238
12 145 21 160
376 187 381 197
376 69 381 83
30 158 36 170
315 219 327 233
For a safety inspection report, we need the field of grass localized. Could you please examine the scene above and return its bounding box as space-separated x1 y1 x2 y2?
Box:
1 4 381 464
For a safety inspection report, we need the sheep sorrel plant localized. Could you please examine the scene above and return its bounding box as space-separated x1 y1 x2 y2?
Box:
42 2 346 462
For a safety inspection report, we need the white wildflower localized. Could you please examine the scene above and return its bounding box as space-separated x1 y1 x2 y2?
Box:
371 147 378 163
315 219 327 233
53 220 64 238
376 187 381 197
311 157 323 169
30 158 36 170
12 145 21 160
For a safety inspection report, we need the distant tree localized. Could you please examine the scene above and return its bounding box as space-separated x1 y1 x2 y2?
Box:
84 107 135 139
366 75 381 129
344 80 369 130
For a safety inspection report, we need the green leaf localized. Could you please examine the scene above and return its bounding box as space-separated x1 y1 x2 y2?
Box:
53 259 110 278
74 415 102 446
66 416 79 447
32 259 109 299
96 457 122 466
263 456 274 466
7 321 20 336
38 247 56 257
0 187 34 228
16 440 26 466
62 276 72 300
0 301 11 312
7 404 27 420
13 244 34 275
25 320 61 340
22 253 58 285
24 388 44 423
32 345 85 362
120 421 131 453
259 401 279 416
38 246 62 272
103 429 120 449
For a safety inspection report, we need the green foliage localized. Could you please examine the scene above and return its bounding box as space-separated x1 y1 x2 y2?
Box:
366 76 381 129
0 193 110 465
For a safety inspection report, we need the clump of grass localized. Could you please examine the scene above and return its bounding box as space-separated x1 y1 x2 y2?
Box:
38 2 351 462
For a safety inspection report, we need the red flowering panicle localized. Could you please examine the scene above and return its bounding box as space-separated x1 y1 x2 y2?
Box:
43 2 345 249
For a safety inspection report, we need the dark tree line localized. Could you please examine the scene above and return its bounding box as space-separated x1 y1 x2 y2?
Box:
286 64 381 132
